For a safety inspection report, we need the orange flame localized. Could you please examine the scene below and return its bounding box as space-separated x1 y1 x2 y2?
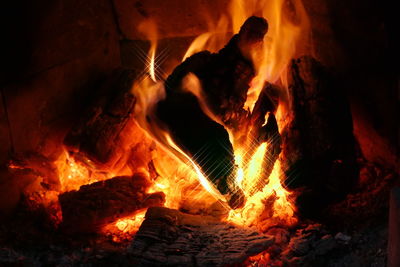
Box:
138 19 158 82
184 0 310 112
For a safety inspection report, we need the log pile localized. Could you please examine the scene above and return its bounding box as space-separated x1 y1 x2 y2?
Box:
59 173 165 233
128 207 274 266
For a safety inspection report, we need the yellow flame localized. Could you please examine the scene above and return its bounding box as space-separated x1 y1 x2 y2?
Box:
243 142 268 193
228 160 296 227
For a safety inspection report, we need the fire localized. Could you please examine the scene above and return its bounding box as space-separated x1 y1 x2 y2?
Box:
138 19 158 82
128 0 310 230
18 0 309 247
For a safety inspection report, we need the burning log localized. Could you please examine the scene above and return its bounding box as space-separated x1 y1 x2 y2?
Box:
249 112 282 195
155 16 274 208
244 83 281 194
282 56 358 216
128 207 274 266
59 173 165 233
64 68 137 170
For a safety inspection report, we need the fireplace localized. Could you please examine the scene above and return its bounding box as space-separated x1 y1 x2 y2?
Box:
0 0 398 266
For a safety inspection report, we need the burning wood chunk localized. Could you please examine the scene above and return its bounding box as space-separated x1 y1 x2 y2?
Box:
128 207 274 266
282 56 358 215
155 17 272 208
64 68 137 170
59 174 165 233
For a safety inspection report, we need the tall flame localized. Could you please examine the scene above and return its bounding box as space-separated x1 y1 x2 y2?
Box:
138 19 158 82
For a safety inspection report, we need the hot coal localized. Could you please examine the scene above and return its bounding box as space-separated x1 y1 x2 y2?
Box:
59 173 165 233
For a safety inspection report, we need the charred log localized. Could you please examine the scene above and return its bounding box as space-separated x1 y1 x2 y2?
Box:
128 207 274 266
59 173 165 233
282 56 358 217
64 69 136 170
155 17 270 208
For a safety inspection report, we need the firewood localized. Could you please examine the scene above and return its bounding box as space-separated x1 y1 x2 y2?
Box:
128 207 274 266
282 56 358 216
59 173 165 233
155 17 270 208
63 68 137 170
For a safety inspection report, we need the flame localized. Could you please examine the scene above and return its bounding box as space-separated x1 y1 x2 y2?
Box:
138 19 158 82
127 0 309 231
228 158 296 228
183 0 310 112
132 75 227 205
182 15 231 61
180 0 307 227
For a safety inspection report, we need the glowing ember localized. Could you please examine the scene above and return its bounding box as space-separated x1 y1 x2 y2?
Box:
55 150 115 192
